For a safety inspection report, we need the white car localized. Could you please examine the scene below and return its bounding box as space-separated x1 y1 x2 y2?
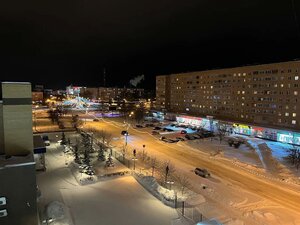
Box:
44 140 50 146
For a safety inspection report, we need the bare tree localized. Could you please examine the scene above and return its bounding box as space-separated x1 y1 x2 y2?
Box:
287 145 300 170
150 157 159 177
135 104 146 124
175 174 191 196
72 115 83 131
121 144 127 162
216 121 229 143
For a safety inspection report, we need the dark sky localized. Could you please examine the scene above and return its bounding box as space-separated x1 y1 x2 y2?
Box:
1 0 300 89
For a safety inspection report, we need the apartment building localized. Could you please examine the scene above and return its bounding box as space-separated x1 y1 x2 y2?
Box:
156 61 300 131
67 85 144 102
0 82 38 225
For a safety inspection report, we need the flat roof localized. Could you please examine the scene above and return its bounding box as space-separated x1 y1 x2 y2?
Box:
2 81 31 85
0 153 35 168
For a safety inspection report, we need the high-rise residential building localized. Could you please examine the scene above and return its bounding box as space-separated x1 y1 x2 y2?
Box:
0 82 38 225
156 60 300 131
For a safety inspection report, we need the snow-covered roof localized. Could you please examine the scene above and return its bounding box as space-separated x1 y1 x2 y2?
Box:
0 153 35 168
2 81 31 85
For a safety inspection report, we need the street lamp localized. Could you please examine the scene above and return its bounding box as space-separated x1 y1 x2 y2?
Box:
166 180 174 190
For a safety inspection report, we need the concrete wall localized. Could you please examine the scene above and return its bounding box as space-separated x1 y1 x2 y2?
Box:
2 82 33 156
0 160 37 225
0 103 4 155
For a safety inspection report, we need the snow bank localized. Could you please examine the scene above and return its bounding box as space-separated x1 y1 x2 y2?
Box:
134 175 176 207
265 141 291 160
45 201 73 225
134 175 188 208
46 201 65 220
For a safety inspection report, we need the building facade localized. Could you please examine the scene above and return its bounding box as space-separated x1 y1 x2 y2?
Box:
156 61 300 131
0 82 38 225
32 91 44 102
67 85 144 102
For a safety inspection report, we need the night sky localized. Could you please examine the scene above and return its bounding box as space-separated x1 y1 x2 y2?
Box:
1 0 300 89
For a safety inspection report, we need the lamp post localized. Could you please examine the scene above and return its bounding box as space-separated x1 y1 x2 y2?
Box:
166 180 174 190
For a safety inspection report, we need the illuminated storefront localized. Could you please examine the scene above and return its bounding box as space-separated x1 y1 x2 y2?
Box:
277 131 300 145
176 116 216 131
233 124 252 136
175 114 300 145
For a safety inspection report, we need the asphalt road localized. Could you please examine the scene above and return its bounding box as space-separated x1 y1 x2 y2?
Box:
84 117 300 224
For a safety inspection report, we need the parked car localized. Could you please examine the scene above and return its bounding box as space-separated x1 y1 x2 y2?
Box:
166 128 174 132
159 136 166 141
153 126 162 130
136 124 144 128
195 168 211 178
176 137 185 141
185 134 195 140
195 133 204 138
121 130 129 136
145 123 154 127
42 135 50 146
180 130 187 134
93 118 99 122
152 130 160 135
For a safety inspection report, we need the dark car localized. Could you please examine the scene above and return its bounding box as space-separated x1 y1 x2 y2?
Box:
195 168 210 178
152 131 160 135
176 137 185 141
153 126 162 130
185 134 195 140
180 130 187 134
136 124 144 128
121 130 129 136
159 136 166 141
93 118 99 122
166 128 174 132
145 123 154 127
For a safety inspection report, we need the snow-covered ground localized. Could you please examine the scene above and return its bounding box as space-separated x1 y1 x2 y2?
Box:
37 134 182 225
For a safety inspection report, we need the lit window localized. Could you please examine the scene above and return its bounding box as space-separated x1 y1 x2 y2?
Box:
210 86 213 89
242 103 244 106
254 91 257 94
295 76 299 80
293 113 297 117
292 120 297 124
242 91 245 94
241 115 244 118
278 118 281 123
237 91 240 94
274 84 278 88
281 84 284 87
285 112 289 116
295 91 298 96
